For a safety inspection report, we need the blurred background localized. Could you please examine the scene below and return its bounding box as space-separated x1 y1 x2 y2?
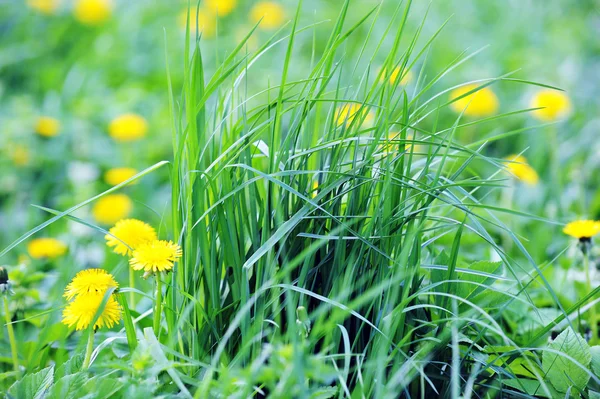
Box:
1 0 599 295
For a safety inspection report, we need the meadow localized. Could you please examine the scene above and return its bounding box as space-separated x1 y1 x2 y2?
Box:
1 0 600 398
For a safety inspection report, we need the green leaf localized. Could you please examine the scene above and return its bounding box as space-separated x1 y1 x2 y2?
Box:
542 328 592 393
49 372 88 399
590 345 600 377
54 354 84 380
502 378 558 398
8 366 54 399
309 387 338 399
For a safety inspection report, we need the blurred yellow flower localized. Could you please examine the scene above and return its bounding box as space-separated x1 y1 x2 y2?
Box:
504 155 539 185
73 0 112 25
62 292 121 330
335 104 374 127
205 0 236 16
381 67 413 86
563 220 600 240
64 269 118 300
384 132 418 154
108 113 148 142
105 218 157 256
530 89 572 122
250 1 285 30
92 194 133 225
27 0 60 14
104 167 137 186
130 240 182 273
35 116 61 138
27 238 67 259
12 145 30 166
178 9 217 37
449 84 499 117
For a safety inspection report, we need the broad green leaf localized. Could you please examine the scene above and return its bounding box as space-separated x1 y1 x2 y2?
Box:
542 328 592 393
502 378 558 398
8 366 54 399
54 354 84 380
590 345 600 377
49 372 88 399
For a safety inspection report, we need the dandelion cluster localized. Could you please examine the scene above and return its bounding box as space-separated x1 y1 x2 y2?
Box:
61 269 121 331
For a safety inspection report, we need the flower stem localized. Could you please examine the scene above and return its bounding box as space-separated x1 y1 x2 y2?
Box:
82 329 95 369
3 297 18 372
584 251 598 344
153 273 163 336
129 267 136 308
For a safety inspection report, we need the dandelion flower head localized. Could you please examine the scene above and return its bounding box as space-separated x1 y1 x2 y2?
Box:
449 84 499 117
92 194 133 225
27 238 67 259
130 240 182 273
105 219 157 256
64 268 118 300
108 113 148 142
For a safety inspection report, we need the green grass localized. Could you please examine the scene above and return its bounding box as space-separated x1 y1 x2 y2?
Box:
2 1 600 398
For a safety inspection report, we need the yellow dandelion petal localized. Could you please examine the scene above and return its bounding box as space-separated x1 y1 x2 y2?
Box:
250 1 285 30
311 180 319 199
35 116 61 138
130 240 182 273
504 155 539 186
62 292 122 331
381 67 413 86
27 0 60 14
63 268 118 300
27 238 67 259
92 194 133 225
449 84 499 117
73 0 112 25
205 0 236 16
108 113 148 142
530 89 572 122
104 167 138 186
105 219 157 256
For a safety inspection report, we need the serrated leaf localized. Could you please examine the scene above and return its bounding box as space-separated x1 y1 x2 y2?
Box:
309 386 338 399
8 366 54 399
55 354 84 380
456 260 503 300
502 378 559 398
542 328 591 393
49 372 88 399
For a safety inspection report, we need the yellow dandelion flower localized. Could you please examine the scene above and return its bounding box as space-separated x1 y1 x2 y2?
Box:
73 0 112 26
504 155 539 186
27 0 60 14
250 1 285 30
105 219 157 256
382 132 418 154
104 167 137 186
35 116 61 138
381 67 413 86
530 89 572 122
205 0 236 16
108 113 148 142
178 9 217 38
449 84 499 117
92 194 133 225
27 238 67 259
563 220 600 240
62 292 122 330
63 269 118 300
12 145 30 166
130 240 182 273
311 180 319 199
335 104 374 127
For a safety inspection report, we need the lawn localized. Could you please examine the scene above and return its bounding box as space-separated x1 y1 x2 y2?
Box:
1 0 600 398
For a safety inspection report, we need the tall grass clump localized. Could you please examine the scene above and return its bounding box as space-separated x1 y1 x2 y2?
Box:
3 1 600 398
